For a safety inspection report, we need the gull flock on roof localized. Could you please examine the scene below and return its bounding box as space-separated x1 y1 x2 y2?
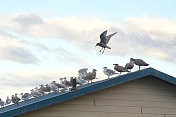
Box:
0 30 149 108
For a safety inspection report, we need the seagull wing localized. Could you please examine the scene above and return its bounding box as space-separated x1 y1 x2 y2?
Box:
106 32 117 44
100 30 107 44
106 69 115 74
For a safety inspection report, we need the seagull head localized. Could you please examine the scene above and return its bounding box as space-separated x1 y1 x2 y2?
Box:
95 43 100 47
102 67 107 69
93 69 97 72
130 58 134 61
113 64 119 66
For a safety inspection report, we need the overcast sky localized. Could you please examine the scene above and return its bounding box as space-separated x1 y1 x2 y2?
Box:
0 0 176 100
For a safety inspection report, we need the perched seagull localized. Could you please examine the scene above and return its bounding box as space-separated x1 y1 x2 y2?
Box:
78 68 88 78
34 87 45 95
5 96 11 105
60 88 67 93
0 98 5 108
52 81 62 88
113 64 129 75
125 59 134 72
130 58 149 70
49 82 59 93
30 89 43 97
59 78 68 88
95 30 117 54
103 67 118 79
63 77 72 87
20 93 31 101
76 77 86 85
11 93 21 105
84 69 97 83
70 77 85 85
39 84 51 93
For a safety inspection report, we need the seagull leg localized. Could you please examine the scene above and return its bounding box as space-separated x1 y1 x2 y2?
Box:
99 47 103 52
102 48 105 54
139 66 140 70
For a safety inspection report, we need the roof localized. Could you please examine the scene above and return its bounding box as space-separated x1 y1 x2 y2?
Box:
0 67 176 117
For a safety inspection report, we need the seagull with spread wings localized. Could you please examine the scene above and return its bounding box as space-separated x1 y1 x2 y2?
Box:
95 30 117 54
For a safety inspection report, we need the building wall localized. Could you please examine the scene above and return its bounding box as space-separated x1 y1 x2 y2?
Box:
18 76 176 117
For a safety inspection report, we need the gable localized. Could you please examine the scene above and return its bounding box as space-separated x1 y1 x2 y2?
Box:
18 76 176 117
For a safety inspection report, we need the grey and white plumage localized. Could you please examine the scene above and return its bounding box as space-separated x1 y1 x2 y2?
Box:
63 78 72 87
11 93 21 105
34 87 45 95
30 89 43 97
49 82 59 93
0 98 5 108
130 58 149 70
20 93 31 101
52 81 62 88
78 68 88 78
39 84 51 93
125 59 134 72
113 64 129 75
70 77 86 85
103 67 118 79
84 69 97 83
5 96 11 105
95 30 117 54
59 78 68 88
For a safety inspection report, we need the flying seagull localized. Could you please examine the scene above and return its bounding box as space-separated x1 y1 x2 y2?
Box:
103 67 118 79
95 30 117 54
130 58 149 70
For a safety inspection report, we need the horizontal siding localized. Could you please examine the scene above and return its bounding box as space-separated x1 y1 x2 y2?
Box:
45 104 141 113
143 107 176 114
88 93 176 103
165 115 176 117
106 112 164 117
18 76 176 117
95 99 176 108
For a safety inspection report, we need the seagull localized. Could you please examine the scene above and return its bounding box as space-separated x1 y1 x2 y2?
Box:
49 82 59 93
39 84 51 93
11 93 21 105
130 58 149 70
78 68 88 78
95 30 117 54
59 78 68 88
113 64 129 75
70 77 85 86
34 87 45 95
5 96 11 105
63 77 72 87
103 67 118 79
84 69 97 83
125 59 134 72
0 98 5 108
30 89 43 97
52 81 62 88
20 93 31 101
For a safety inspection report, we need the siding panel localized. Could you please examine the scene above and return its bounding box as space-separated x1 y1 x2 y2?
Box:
18 76 176 117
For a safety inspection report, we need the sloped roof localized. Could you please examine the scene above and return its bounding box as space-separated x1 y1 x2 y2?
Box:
0 67 176 117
